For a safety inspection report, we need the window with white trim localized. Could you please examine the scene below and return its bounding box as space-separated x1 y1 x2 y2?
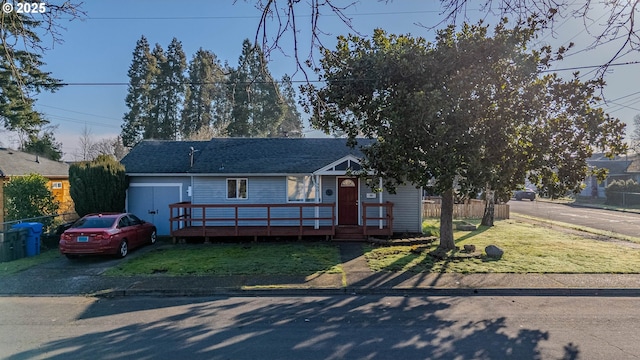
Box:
51 182 63 189
227 178 248 199
287 176 318 202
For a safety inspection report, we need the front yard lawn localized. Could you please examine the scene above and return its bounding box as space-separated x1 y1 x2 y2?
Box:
0 250 60 276
366 219 640 273
105 243 343 276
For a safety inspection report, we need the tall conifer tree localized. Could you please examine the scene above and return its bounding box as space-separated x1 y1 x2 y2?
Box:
159 38 187 139
278 74 304 137
0 12 62 135
121 36 155 147
181 49 228 137
228 40 284 137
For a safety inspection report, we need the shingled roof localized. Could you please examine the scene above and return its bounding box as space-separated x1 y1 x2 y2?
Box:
121 138 374 175
0 148 69 178
587 153 632 176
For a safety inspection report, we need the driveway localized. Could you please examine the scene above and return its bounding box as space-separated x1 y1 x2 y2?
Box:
508 200 640 238
0 242 161 296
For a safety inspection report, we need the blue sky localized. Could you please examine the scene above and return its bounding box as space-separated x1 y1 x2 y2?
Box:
2 1 639 159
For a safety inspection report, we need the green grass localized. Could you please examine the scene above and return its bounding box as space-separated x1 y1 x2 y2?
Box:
512 213 640 244
0 250 60 276
105 243 343 276
365 219 640 273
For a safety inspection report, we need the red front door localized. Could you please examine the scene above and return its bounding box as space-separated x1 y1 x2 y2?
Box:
338 177 358 225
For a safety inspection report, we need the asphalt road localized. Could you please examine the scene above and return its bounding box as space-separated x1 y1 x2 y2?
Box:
508 200 640 237
1 295 640 360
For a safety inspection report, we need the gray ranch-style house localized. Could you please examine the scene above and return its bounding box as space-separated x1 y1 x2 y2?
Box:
120 138 423 240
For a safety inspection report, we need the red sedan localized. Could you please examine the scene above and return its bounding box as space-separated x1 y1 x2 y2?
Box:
59 213 156 259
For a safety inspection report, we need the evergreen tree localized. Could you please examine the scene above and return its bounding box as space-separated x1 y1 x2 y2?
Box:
22 126 63 161
631 114 640 154
121 36 156 147
181 48 228 138
69 155 127 217
278 74 304 137
306 23 626 250
228 40 284 137
0 12 62 136
157 38 187 140
145 43 168 140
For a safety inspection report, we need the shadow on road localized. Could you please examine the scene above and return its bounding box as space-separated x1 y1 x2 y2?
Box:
6 295 579 360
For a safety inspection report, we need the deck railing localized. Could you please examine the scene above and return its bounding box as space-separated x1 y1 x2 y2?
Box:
169 201 395 239
362 202 394 236
169 202 336 237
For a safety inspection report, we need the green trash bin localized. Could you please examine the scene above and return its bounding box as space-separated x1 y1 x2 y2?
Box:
0 228 27 262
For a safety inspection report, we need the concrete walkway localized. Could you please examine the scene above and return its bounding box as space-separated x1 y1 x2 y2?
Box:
1 242 640 297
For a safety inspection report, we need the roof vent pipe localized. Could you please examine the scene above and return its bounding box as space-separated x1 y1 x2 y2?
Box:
189 147 199 168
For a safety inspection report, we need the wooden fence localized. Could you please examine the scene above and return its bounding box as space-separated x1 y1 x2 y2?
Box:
422 201 509 220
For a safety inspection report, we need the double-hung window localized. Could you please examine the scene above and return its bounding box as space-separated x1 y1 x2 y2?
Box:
287 176 318 202
227 178 248 199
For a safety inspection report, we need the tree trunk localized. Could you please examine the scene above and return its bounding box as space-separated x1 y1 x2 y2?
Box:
438 188 456 250
481 185 495 227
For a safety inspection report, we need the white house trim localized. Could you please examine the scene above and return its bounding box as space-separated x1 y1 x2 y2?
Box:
314 155 373 176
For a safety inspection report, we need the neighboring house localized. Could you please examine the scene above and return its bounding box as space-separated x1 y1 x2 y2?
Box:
120 138 423 239
580 153 637 198
0 147 74 224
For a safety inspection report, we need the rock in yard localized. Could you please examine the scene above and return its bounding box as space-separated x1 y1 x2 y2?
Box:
456 222 477 231
485 245 504 259
463 244 476 253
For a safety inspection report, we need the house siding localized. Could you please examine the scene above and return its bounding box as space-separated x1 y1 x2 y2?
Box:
386 184 422 233
193 176 332 227
371 183 422 233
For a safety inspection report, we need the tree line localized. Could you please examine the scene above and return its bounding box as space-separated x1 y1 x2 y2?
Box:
121 36 304 147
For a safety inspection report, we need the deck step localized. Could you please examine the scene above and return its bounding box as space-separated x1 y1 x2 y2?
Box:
335 225 366 240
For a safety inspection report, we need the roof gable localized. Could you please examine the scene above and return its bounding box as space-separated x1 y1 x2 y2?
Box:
314 155 365 175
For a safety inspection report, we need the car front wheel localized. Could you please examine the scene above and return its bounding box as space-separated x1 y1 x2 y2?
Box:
149 230 157 245
117 240 128 258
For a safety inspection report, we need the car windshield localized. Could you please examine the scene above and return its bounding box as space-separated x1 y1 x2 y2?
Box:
71 217 117 229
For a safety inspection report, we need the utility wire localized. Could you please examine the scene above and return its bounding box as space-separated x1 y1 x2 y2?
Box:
26 60 638 87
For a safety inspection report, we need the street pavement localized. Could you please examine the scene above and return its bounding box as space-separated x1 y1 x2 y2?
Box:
509 199 640 238
1 242 640 298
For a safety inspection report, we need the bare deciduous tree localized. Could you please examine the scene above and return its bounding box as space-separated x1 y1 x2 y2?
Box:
437 0 640 77
246 0 357 79
249 0 639 79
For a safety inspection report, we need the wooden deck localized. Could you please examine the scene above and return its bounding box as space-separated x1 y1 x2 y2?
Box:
169 202 394 241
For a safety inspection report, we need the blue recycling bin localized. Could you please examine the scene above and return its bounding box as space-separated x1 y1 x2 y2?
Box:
11 222 43 257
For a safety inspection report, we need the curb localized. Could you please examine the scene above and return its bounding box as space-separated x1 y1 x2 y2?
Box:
89 287 640 298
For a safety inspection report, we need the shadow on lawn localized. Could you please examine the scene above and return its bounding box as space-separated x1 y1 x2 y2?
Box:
353 225 499 289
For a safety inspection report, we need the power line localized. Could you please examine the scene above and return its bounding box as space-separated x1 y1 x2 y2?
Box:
41 59 638 86
43 114 121 129
38 104 123 122
541 61 640 73
79 10 445 21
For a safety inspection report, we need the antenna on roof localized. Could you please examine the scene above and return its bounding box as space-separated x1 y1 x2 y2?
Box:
189 146 199 168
